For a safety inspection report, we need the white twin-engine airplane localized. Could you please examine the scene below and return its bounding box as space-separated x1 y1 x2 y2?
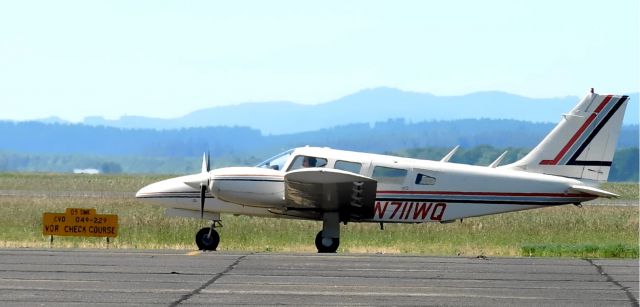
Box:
136 90 630 253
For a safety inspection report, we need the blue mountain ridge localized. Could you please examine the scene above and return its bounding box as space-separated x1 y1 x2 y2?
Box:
81 88 639 135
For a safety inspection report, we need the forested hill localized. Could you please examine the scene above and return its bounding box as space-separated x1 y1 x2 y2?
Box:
79 88 640 134
1 119 638 158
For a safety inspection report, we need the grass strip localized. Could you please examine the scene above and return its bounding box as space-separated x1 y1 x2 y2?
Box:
521 243 639 258
0 174 637 257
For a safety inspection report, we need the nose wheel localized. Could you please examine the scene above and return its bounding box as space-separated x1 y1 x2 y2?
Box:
195 227 220 251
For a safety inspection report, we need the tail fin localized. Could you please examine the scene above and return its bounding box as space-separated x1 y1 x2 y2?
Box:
505 90 629 182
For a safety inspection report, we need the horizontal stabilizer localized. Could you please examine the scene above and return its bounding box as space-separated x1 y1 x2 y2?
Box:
569 185 619 198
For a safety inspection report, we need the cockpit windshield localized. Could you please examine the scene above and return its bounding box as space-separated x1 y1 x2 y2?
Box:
255 149 293 171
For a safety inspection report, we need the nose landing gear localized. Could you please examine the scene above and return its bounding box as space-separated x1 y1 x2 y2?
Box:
195 220 222 251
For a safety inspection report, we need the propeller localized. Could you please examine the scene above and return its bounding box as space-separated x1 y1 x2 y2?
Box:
199 152 211 219
200 184 206 218
183 152 212 219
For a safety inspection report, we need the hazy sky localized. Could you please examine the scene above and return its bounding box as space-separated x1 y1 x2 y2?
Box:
1 1 638 122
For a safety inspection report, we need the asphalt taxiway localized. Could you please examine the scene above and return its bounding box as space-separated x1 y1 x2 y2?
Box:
0 249 637 306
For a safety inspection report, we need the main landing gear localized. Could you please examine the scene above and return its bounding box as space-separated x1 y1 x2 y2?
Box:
315 212 340 253
194 214 342 253
195 220 222 251
315 231 339 253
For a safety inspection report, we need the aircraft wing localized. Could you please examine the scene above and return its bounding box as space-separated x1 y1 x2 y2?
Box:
284 168 377 221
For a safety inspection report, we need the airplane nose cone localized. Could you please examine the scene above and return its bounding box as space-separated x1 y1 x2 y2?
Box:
135 178 183 200
135 174 209 203
135 182 158 200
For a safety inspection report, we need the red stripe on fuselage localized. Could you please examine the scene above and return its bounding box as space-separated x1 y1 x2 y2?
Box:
215 174 284 178
377 190 590 198
540 95 613 165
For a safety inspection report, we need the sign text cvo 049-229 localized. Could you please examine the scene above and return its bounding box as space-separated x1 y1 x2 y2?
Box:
43 208 118 237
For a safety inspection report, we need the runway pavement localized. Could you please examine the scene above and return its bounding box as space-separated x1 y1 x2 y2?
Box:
0 249 637 306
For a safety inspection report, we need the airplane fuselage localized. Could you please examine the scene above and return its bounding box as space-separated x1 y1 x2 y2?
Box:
134 91 627 253
136 146 595 223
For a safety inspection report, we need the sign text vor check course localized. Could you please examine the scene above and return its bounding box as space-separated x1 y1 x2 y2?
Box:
43 208 118 237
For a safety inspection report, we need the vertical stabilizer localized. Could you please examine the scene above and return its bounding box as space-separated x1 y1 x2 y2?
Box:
505 90 629 182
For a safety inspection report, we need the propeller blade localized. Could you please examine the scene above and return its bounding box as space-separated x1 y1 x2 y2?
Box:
200 184 206 218
207 151 211 172
198 151 211 219
201 153 209 173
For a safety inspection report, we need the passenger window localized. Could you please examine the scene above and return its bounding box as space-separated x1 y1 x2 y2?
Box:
372 166 407 184
288 155 328 171
415 173 436 185
334 160 362 174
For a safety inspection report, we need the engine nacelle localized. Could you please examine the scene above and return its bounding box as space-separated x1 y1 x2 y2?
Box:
210 167 286 209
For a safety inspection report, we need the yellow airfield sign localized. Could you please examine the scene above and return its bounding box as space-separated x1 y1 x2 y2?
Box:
43 208 118 237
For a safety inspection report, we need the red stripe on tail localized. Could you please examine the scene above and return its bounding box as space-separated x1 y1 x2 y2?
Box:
539 95 612 165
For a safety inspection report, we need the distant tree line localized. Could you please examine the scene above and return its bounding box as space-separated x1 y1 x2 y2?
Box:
0 120 637 159
0 120 637 181
0 147 636 182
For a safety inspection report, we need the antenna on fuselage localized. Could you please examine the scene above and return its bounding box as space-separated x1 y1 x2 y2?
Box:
488 151 508 168
440 145 460 162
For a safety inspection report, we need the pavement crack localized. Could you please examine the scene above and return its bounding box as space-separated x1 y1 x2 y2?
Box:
169 253 250 307
584 258 638 307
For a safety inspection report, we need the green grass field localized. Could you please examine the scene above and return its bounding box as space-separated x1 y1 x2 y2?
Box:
0 173 637 258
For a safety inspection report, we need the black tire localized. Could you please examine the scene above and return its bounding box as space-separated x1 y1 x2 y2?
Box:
315 231 339 253
195 227 220 251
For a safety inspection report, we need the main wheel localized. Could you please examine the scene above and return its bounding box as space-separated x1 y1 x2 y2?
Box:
195 227 220 251
315 231 339 253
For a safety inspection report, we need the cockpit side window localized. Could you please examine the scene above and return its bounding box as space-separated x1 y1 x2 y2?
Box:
415 173 436 185
334 160 362 174
256 149 293 171
372 166 407 184
287 155 328 171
